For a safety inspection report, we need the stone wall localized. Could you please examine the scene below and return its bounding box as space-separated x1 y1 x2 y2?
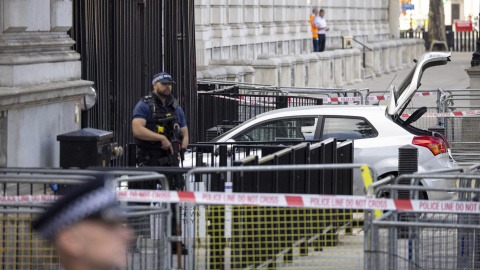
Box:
0 0 91 167
198 38 425 87
195 0 423 87
195 0 311 67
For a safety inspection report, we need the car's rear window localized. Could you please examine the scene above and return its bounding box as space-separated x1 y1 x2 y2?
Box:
321 117 377 140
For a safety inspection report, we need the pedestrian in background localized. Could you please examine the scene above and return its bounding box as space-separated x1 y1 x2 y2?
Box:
33 174 132 270
315 9 329 52
310 8 319 52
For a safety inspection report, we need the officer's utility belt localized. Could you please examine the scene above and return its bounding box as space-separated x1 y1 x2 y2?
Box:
138 147 179 166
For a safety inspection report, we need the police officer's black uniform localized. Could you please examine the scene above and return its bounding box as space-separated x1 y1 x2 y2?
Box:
136 92 183 167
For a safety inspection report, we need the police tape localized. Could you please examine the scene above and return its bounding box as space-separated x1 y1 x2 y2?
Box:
214 93 480 117
115 190 480 214
401 109 480 118
322 91 438 103
2 191 480 214
214 92 438 105
213 95 276 107
0 195 58 203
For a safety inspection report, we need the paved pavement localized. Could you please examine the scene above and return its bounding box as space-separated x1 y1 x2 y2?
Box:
345 52 474 109
348 51 473 92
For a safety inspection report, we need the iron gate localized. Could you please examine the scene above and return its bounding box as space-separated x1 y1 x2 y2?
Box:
70 0 197 166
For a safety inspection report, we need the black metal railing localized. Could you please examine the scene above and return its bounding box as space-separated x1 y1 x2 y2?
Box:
186 140 354 269
70 0 197 166
352 37 373 76
197 82 324 142
400 29 480 52
453 30 480 52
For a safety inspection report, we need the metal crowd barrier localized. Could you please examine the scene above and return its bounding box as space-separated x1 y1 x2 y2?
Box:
437 89 480 165
365 88 480 165
5 164 480 269
183 163 375 270
197 80 372 142
184 142 293 168
0 169 177 270
184 139 347 168
365 164 480 270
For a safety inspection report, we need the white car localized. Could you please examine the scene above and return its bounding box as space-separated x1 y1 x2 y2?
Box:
209 52 457 200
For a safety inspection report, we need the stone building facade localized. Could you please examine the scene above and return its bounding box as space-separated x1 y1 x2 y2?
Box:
195 0 424 87
0 0 91 167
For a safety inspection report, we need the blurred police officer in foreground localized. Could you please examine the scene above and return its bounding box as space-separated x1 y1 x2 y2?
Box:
33 174 132 270
132 71 189 169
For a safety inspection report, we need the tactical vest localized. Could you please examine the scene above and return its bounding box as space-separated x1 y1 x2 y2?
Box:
137 93 179 153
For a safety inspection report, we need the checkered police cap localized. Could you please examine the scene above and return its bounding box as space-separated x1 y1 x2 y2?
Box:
32 173 122 240
152 72 176 85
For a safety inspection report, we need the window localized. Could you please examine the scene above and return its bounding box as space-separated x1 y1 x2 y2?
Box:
233 118 318 142
321 117 376 140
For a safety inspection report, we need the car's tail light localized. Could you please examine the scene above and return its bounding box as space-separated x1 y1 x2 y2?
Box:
435 132 450 149
412 136 447 156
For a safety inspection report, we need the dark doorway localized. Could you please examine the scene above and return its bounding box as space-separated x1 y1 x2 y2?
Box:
452 4 460 23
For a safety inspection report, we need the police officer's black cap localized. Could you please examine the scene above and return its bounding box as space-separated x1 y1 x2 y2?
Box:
152 72 176 85
32 173 122 240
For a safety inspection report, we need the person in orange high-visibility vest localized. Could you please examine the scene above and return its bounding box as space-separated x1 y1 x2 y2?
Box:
310 8 319 52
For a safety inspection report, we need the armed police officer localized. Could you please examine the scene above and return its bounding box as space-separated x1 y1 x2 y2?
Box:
131 72 189 254
132 71 189 169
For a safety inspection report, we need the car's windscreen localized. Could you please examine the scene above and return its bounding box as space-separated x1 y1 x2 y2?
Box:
210 117 258 142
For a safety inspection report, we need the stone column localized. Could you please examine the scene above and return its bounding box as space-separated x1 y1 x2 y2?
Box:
0 0 91 167
356 0 368 39
365 42 375 75
260 0 276 36
344 49 354 85
333 50 345 88
352 48 363 83
388 40 398 73
274 0 288 34
365 0 376 42
278 56 295 87
251 58 281 85
211 0 231 39
306 54 320 87
195 0 212 66
372 43 383 76
195 0 211 40
287 1 301 35
405 39 416 66
229 0 247 37
381 42 391 74
245 0 261 36
389 0 400 39
416 38 425 58
319 52 333 88
294 55 308 87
